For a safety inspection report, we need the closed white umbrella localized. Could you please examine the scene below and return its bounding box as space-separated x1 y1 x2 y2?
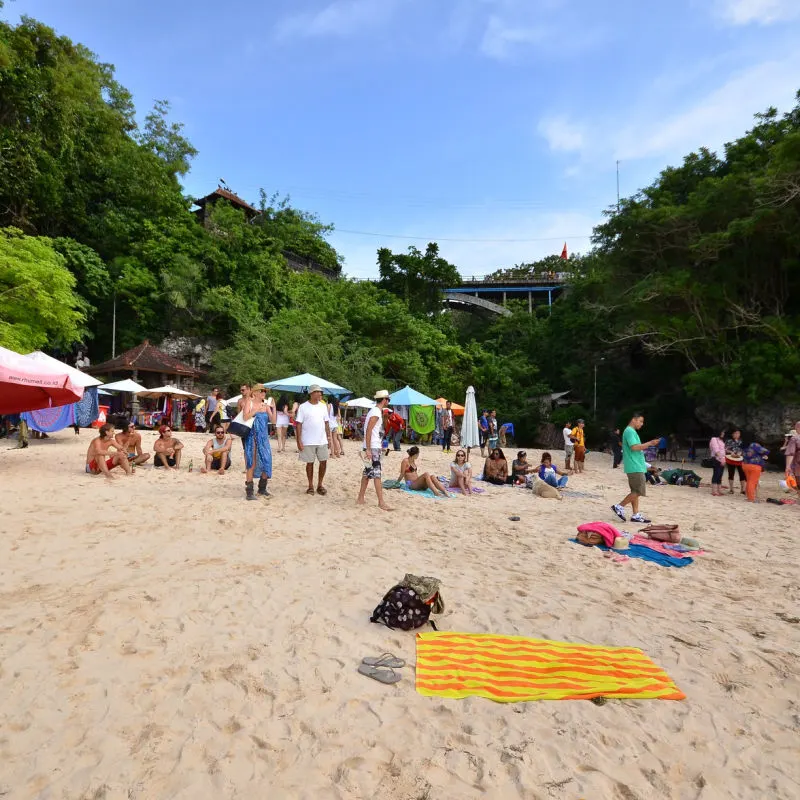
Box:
461 386 480 454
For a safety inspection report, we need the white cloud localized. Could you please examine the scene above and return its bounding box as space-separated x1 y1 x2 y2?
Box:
538 115 585 153
274 0 400 40
716 0 800 25
612 57 800 161
479 15 547 59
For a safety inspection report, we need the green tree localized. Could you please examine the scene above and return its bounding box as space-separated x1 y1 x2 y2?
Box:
377 243 461 316
0 228 85 351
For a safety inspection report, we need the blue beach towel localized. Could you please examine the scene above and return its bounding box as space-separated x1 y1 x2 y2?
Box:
570 539 694 568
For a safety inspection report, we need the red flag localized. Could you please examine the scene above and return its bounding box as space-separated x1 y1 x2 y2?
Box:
560 242 568 259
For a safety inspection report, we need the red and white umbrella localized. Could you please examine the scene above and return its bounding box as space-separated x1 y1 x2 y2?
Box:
0 346 83 414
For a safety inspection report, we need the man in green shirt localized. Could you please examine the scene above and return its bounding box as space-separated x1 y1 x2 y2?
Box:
612 413 660 523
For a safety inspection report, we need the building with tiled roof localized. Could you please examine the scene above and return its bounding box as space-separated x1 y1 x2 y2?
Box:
192 186 259 224
86 340 201 389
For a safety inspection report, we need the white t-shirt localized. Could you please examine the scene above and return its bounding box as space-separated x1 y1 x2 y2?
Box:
296 401 329 446
364 406 383 450
563 426 573 447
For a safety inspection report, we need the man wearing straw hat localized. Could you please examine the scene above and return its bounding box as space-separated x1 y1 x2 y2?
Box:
357 390 393 511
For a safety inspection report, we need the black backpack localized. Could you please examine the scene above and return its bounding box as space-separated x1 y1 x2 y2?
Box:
370 574 444 631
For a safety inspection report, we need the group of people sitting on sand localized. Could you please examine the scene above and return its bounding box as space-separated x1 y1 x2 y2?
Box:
85 421 234 477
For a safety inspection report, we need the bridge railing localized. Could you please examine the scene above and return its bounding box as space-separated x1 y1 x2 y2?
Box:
459 273 574 284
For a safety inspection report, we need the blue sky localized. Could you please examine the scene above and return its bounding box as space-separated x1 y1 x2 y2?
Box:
5 0 800 278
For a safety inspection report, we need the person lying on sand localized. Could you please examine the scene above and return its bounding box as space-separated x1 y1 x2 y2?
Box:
398 446 448 497
202 425 232 474
85 423 131 478
154 424 184 470
115 421 151 467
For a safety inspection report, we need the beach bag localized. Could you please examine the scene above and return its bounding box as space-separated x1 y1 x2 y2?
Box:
227 410 254 439
370 574 443 631
701 457 716 469
639 524 681 543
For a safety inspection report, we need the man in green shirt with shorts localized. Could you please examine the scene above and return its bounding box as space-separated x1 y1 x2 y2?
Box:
612 413 660 523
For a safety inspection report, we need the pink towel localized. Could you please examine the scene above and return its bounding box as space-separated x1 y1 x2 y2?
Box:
576 521 621 548
631 535 702 559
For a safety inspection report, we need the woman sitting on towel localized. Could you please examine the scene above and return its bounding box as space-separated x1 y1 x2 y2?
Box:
511 451 534 486
450 449 474 496
537 452 569 489
483 448 508 485
398 446 448 497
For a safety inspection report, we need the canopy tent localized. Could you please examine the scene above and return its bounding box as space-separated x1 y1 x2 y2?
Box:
25 351 102 388
436 397 465 416
342 396 375 409
137 384 200 398
460 386 480 450
263 373 350 397
100 378 148 393
389 386 437 406
0 346 83 415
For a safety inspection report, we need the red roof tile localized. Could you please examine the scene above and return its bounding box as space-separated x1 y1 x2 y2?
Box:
193 187 258 213
87 340 200 376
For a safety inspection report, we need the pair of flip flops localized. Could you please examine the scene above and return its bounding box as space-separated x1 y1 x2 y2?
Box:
357 653 405 684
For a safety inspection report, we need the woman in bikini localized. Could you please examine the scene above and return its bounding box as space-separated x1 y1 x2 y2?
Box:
450 449 473 496
397 446 448 497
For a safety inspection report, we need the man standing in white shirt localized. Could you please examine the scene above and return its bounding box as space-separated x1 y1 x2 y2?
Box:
441 401 455 453
296 384 332 496
357 389 393 511
562 420 574 471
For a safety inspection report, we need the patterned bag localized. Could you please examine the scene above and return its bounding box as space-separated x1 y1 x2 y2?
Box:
370 574 443 631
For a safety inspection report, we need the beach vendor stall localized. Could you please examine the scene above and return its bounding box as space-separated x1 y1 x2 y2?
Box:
389 386 437 444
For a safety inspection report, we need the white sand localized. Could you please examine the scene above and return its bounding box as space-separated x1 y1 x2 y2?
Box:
1 431 799 799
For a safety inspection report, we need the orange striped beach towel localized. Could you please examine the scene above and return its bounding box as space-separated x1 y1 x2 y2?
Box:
416 632 685 702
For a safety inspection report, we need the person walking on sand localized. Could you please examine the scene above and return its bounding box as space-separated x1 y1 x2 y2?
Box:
742 440 770 503
783 421 800 482
571 419 586 473
441 401 455 453
85 423 132 478
725 429 746 495
296 385 332 496
709 428 727 496
243 383 276 500
563 419 574 471
154 424 185 470
115 421 151 467
612 413 660 524
610 427 623 469
328 396 344 457
275 393 291 453
356 389 393 511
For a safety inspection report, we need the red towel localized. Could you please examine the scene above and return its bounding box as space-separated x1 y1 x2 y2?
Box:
576 521 621 548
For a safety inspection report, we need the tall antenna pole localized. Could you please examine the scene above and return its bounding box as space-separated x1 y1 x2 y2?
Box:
616 160 621 213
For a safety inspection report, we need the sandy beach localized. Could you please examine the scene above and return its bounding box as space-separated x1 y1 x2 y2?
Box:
1 430 799 800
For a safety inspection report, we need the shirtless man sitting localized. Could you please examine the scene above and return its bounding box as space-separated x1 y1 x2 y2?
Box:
201 425 233 474
85 423 132 478
115 421 151 467
154 424 184 470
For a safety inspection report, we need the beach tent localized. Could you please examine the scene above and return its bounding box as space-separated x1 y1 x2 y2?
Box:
0 346 82 414
137 384 200 398
389 386 437 406
461 386 480 451
264 372 350 396
435 397 465 416
100 379 147 393
342 397 375 409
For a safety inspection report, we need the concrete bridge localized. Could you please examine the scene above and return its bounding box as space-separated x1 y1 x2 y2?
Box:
444 273 570 315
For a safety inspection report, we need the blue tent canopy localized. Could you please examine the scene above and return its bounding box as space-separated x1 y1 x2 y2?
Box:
389 385 437 406
263 372 350 397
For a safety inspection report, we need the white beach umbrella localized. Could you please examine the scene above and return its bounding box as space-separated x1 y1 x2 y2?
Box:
461 386 480 450
100 378 147 393
137 384 200 398
342 396 375 409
